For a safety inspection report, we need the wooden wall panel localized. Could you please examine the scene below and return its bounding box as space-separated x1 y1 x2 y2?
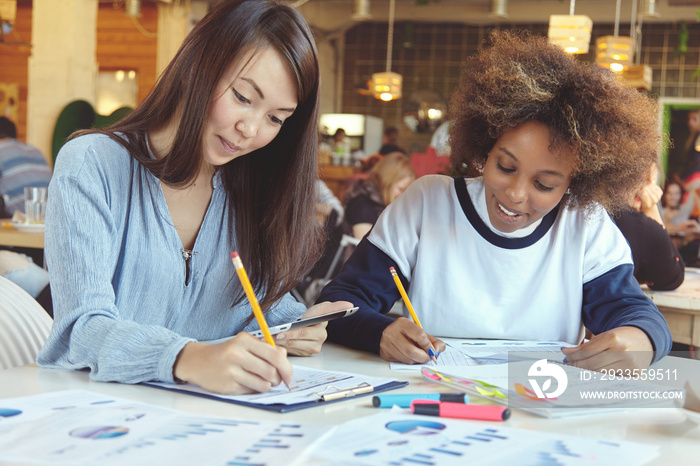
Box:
0 1 32 142
96 2 158 106
0 2 160 141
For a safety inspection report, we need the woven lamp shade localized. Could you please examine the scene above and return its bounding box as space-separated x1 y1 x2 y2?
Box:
548 14 593 54
596 35 635 72
619 64 652 91
371 72 402 102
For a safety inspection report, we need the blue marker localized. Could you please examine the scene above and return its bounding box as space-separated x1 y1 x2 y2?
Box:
372 393 469 408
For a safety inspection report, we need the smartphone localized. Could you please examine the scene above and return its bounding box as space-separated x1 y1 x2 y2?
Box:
250 307 359 338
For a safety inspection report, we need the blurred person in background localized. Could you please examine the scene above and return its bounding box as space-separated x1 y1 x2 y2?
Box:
0 117 53 315
378 126 406 156
682 109 700 180
682 109 700 219
343 152 416 240
429 120 453 156
660 174 700 238
613 164 685 291
0 117 52 218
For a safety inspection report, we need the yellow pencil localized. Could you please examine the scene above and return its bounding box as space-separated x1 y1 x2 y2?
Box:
231 251 275 347
389 267 438 361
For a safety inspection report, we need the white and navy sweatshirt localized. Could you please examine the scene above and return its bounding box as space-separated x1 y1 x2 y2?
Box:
319 176 672 362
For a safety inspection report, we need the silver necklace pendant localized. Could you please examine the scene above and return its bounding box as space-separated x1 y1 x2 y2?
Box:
181 248 197 261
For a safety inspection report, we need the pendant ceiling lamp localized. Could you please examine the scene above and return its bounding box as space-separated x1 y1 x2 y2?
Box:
352 0 372 21
125 0 141 17
642 0 660 18
548 0 592 54
371 0 401 101
621 0 652 91
491 0 507 18
620 64 652 90
595 0 634 72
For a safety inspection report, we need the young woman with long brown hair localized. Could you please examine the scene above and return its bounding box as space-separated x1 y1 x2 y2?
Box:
38 0 350 395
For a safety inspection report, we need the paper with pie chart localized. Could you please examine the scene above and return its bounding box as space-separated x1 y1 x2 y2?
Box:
0 389 327 466
303 411 660 465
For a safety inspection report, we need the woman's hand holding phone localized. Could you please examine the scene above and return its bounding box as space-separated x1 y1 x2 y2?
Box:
274 300 354 356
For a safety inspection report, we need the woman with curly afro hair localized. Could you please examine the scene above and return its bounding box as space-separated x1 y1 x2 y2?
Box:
319 30 672 371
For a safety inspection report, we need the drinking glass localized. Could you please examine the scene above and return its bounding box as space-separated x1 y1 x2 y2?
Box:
24 187 47 224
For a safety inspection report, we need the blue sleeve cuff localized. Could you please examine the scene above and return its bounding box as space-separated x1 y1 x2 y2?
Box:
582 264 672 363
319 238 402 354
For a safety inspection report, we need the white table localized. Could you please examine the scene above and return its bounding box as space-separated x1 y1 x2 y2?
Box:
0 343 699 465
643 269 700 347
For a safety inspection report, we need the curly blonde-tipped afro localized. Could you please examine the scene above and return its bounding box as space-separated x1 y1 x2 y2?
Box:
449 29 661 214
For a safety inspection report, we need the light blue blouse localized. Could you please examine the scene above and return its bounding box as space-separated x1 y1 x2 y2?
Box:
37 134 306 383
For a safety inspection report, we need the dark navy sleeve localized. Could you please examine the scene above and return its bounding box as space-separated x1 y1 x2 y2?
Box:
582 263 672 363
317 237 403 354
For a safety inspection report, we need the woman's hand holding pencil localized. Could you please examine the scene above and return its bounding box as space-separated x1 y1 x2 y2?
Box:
170 251 293 395
380 267 446 364
379 318 446 364
173 332 293 395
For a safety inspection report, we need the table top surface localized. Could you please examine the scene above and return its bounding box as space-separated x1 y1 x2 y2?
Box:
0 219 44 249
0 343 699 465
643 269 700 311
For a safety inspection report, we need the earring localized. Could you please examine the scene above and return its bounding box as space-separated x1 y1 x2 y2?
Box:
566 188 571 195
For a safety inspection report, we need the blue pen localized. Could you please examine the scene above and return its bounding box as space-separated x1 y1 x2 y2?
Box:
372 393 469 408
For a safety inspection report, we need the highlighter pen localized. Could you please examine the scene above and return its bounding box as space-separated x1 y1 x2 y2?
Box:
410 400 511 421
373 393 469 408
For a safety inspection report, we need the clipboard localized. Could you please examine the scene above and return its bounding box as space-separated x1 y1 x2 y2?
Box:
142 368 408 413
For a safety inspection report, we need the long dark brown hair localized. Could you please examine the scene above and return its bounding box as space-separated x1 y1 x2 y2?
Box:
76 0 322 311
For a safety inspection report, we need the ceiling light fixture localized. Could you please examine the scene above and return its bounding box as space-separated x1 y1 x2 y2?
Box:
643 0 660 18
125 0 141 17
595 0 634 72
621 0 653 90
548 0 592 54
371 0 401 102
0 0 16 23
352 0 372 21
491 0 507 18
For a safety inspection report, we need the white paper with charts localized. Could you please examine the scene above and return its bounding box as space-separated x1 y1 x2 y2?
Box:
0 389 327 466
145 365 405 410
300 410 660 466
389 339 576 370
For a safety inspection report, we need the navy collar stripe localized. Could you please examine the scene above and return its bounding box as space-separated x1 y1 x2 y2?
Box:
453 177 559 249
